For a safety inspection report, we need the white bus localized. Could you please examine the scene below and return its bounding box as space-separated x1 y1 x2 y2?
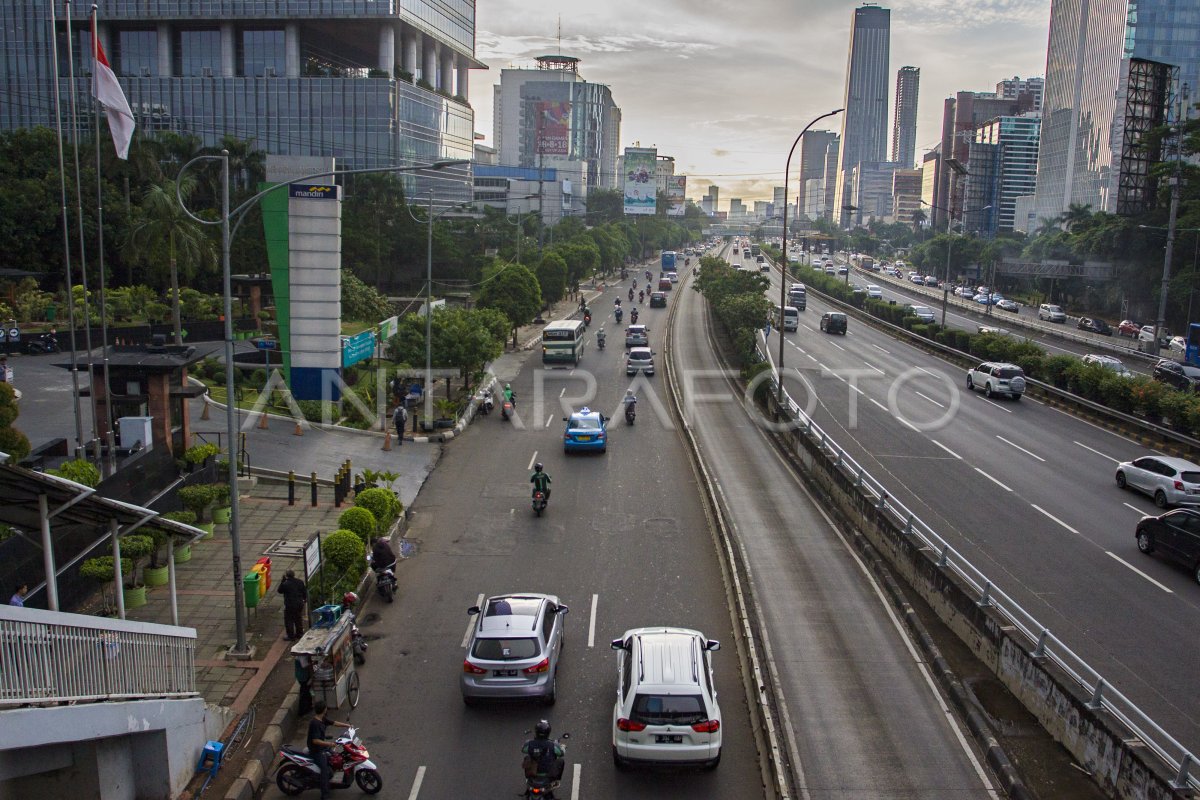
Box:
773 305 800 332
542 320 586 365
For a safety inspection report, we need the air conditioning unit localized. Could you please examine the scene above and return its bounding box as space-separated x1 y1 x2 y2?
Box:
201 67 213 78
139 66 151 77
265 67 277 77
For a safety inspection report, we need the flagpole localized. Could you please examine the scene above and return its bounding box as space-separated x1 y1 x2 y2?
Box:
63 0 101 462
48 0 85 456
90 5 116 475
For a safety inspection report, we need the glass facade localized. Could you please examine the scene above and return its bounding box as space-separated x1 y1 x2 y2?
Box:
968 115 1040 236
239 29 285 78
399 0 475 53
835 4 890 226
117 29 157 77
175 29 221 77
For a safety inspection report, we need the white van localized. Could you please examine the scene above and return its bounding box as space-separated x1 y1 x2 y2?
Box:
774 305 800 332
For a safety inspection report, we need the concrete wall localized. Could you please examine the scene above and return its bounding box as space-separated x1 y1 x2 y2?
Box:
762 391 1187 800
0 698 230 799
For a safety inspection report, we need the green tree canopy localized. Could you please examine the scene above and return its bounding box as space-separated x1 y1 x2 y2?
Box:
476 261 543 346
535 252 568 305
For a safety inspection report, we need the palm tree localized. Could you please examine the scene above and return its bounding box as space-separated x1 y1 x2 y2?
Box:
1058 203 1093 233
1034 217 1062 238
125 176 216 345
910 208 927 239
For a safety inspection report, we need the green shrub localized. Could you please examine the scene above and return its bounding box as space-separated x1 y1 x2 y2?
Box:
1040 355 1076 389
80 555 131 584
296 399 335 423
355 487 402 526
337 506 377 545
119 534 155 587
47 458 101 487
1158 389 1196 432
322 529 365 576
1063 362 1107 399
251 368 268 386
911 323 929 338
163 510 197 525
178 484 216 519
1099 375 1135 413
1130 378 1165 418
207 482 231 508
183 442 220 465
1011 352 1044 379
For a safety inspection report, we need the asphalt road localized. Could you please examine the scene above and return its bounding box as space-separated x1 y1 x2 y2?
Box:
759 251 1200 761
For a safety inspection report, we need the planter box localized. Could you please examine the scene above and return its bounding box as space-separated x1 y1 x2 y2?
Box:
143 565 169 587
174 544 192 563
212 506 232 524
123 585 147 609
197 521 215 539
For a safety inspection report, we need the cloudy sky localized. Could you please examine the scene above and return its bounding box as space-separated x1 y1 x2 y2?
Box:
467 0 1052 204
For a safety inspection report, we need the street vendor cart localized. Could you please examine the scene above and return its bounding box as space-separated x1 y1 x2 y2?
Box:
290 613 360 709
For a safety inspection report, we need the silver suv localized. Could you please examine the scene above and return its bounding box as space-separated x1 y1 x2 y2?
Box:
625 324 648 348
1038 303 1067 323
967 362 1026 400
461 593 569 705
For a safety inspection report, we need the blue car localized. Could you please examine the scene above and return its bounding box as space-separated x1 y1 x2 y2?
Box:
563 407 608 453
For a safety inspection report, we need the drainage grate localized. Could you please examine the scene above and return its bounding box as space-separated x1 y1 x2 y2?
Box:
264 539 307 558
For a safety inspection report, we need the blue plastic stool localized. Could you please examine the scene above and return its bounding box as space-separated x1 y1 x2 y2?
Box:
197 740 224 777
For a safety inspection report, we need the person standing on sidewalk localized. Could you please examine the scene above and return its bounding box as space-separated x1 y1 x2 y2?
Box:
278 569 307 641
392 404 407 446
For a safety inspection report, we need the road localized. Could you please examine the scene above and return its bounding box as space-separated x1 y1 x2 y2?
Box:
759 250 1200 760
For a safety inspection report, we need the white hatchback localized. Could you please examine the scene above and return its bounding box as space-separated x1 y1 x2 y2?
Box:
611 627 722 769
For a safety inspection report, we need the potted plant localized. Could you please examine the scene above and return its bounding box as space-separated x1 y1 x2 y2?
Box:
179 484 216 536
434 398 458 428
119 534 155 609
80 555 131 615
209 482 232 524
164 510 197 563
183 442 220 472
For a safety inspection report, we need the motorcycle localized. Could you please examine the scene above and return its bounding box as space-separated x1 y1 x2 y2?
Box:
371 557 397 603
274 726 383 796
628 288 634 302
597 334 606 350
532 489 547 517
630 309 639 325
583 312 592 327
615 308 623 324
501 397 515 421
624 402 636 425
21 333 60 354
523 733 568 799
478 389 494 416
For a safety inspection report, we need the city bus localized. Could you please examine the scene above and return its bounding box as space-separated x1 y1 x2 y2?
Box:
542 320 587 365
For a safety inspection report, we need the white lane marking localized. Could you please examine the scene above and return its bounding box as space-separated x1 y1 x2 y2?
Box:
407 766 426 800
974 468 1012 492
1075 440 1119 463
826 370 846 383
546 414 555 428
1106 551 1174 593
1123 502 1146 514
527 451 538 471
980 396 1013 413
829 340 846 351
996 435 1046 462
915 365 936 376
571 764 582 800
869 397 889 412
461 593 485 648
1030 504 1079 534
864 361 886 374
914 390 945 408
871 343 891 354
898 416 920 432
806 353 818 362
931 439 962 459
588 593 599 648
851 385 864 396
559 387 566 398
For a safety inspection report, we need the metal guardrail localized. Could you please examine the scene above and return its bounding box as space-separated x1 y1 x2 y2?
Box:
756 339 1199 791
0 605 197 706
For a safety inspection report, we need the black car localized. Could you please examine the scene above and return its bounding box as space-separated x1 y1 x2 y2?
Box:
820 312 847 335
1136 509 1200 584
1152 359 1200 392
649 292 667 308
1077 317 1113 336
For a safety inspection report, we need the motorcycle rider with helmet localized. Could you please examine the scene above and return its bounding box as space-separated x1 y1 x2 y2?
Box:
503 383 516 405
597 327 606 349
530 463 551 503
522 720 565 786
623 389 637 414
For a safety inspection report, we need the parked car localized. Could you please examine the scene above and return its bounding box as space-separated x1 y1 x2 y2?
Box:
610 627 723 769
1082 354 1133 378
1169 336 1187 355
626 347 655 376
820 312 847 335
1038 303 1067 323
996 298 1020 313
904 304 936 323
1134 509 1200 583
1117 319 1141 337
1077 317 1113 335
1118 456 1200 508
966 362 1026 400
1152 359 1200 392
461 593 569 705
563 407 608 453
1140 326 1171 348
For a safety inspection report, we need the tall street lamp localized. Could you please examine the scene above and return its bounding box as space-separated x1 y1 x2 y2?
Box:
779 108 844 402
177 155 466 655
921 200 991 327
1139 224 1200 350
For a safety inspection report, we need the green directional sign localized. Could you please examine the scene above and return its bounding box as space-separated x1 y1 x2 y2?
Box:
341 330 376 367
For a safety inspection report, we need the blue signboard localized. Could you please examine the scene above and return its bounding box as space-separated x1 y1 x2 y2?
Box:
341 330 376 368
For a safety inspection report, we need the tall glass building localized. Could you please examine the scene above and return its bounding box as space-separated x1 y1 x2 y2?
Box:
835 3 891 228
965 114 1041 237
0 0 481 203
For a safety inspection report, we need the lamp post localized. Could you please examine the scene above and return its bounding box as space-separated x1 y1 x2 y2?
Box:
921 200 990 327
177 156 467 655
1139 224 1200 350
779 108 844 402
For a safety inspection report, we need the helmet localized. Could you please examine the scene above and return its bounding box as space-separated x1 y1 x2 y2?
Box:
534 462 543 472
505 383 511 390
343 591 359 607
534 720 551 739
626 389 634 397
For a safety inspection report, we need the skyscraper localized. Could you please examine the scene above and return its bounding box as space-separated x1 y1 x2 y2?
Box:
797 130 837 220
964 114 1041 237
1033 0 1199 222
835 3 891 227
891 66 920 168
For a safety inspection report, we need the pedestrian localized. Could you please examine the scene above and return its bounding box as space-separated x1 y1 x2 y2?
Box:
0 357 10 384
294 653 313 716
277 569 307 641
392 404 407 446
389 373 404 408
9 582 28 607
307 699 352 800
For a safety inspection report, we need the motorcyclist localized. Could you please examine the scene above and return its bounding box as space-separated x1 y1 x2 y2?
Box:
638 290 644 304
630 308 639 324
371 537 396 571
503 383 515 405
597 327 606 348
628 287 635 301
530 463 551 502
614 297 621 307
522 720 565 784
645 269 651 282
623 389 637 411
583 306 592 325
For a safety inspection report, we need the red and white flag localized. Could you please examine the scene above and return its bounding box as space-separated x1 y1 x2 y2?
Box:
90 19 134 160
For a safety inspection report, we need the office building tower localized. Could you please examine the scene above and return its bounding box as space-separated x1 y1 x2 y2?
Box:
835 3 891 227
708 185 720 211
1034 0 1198 221
700 195 714 215
803 178 825 218
995 76 1044 112
1 2 483 204
892 66 920 168
797 130 837 220
493 55 621 190
823 135 841 221
964 113 1041 237
921 148 939 218
847 161 902 225
933 90 1023 227
772 186 786 218
728 198 746 218
891 168 922 224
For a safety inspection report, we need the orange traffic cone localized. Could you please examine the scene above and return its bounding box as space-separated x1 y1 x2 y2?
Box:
258 412 268 430
293 421 303 436
382 430 392 451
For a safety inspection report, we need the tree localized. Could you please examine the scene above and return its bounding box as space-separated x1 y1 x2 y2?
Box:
125 176 216 344
0 383 30 462
341 270 394 322
535 252 568 305
386 307 505 388
1059 203 1093 233
476 262 543 347
585 188 623 224
910 208 927 236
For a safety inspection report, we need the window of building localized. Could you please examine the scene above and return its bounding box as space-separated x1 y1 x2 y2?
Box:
175 29 221 77
116 29 158 77
239 29 285 77
57 28 94 77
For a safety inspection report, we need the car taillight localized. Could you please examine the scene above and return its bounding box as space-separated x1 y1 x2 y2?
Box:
1175 481 1185 490
462 660 487 675
522 658 550 675
691 719 720 733
617 718 646 732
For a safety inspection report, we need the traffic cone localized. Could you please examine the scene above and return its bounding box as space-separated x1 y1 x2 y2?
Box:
258 412 268 429
382 430 392 451
201 400 210 420
293 421 303 436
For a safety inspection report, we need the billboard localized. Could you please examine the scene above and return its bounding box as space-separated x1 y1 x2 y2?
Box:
623 147 657 215
536 101 571 156
666 175 686 217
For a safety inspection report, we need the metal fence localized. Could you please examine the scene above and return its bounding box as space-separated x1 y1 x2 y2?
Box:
757 339 1199 791
0 606 197 706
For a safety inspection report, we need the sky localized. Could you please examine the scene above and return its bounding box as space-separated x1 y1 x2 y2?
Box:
467 0 1053 205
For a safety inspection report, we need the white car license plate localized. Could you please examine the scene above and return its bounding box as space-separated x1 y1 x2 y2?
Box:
654 734 682 744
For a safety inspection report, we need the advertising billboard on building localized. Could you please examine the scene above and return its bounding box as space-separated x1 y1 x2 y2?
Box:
536 101 571 156
623 147 657 215
666 175 687 216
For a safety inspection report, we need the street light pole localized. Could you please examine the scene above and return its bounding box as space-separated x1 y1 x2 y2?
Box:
780 108 844 403
921 200 989 327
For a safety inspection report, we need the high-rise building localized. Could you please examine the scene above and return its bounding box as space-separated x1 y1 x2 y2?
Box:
493 55 622 190
772 186 786 218
891 168 923 224
0 2 481 203
835 3 891 227
995 76 1044 112
921 147 939 218
964 113 1041 237
847 161 902 225
728 198 746 218
707 185 720 216
797 130 837 220
1033 0 1198 222
933 90 1023 227
823 135 841 221
891 66 920 168
803 178 825 218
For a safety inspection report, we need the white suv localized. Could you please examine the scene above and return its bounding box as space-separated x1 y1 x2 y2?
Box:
1038 303 1067 323
610 627 722 769
967 362 1026 400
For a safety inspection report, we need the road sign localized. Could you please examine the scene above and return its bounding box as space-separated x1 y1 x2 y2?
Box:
341 330 376 368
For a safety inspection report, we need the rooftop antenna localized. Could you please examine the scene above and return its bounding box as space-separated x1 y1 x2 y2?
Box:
557 16 562 54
